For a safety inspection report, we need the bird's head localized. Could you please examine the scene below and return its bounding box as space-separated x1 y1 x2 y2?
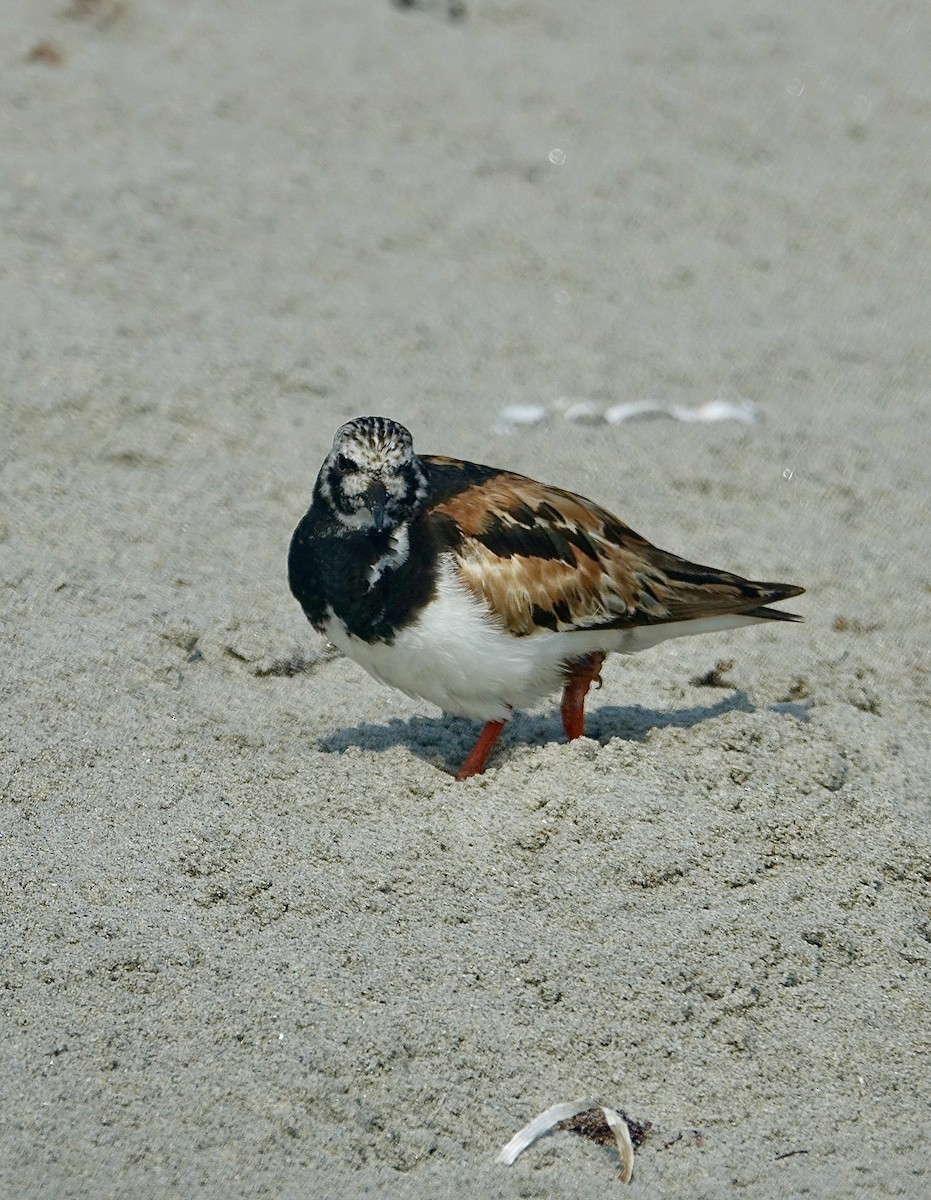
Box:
317 416 429 533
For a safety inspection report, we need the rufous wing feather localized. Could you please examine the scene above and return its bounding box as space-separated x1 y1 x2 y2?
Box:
426 464 803 637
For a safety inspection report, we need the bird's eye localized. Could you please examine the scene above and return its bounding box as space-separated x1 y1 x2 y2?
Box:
335 453 355 472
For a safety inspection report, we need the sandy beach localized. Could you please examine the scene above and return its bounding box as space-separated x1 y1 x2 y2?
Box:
2 1 929 1195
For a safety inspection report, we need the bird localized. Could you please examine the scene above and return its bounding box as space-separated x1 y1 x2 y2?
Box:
288 416 803 780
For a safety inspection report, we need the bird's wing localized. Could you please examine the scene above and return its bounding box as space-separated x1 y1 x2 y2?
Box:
423 457 803 638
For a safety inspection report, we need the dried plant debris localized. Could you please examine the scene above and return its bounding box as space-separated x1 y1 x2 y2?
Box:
690 658 736 688
253 655 318 678
498 1099 650 1185
27 40 65 64
391 0 466 19
62 0 128 28
159 621 200 658
251 639 340 678
155 614 337 678
779 675 813 702
662 1129 705 1150
832 614 881 633
557 1105 652 1151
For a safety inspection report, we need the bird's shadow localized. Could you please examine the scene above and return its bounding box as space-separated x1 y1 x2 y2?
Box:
316 690 806 773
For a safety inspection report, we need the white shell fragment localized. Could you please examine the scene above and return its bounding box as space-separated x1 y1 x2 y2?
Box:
497 1099 593 1165
601 1103 636 1184
497 1099 636 1184
493 404 548 434
604 400 670 424
559 399 605 424
672 399 758 424
606 399 758 425
496 398 757 433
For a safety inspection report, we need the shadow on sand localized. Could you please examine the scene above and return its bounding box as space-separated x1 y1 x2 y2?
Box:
316 690 809 773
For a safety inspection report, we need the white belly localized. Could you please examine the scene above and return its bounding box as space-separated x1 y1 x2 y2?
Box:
322 559 570 720
323 557 765 721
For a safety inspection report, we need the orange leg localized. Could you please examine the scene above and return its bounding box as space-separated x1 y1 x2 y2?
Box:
560 653 606 741
456 719 507 781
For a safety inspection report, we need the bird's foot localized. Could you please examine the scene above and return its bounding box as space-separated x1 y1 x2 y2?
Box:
560 652 606 741
456 719 508 780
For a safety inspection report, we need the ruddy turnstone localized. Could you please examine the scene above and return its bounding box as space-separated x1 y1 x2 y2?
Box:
289 416 803 779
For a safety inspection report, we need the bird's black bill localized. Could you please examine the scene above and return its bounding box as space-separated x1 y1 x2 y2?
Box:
364 481 389 531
